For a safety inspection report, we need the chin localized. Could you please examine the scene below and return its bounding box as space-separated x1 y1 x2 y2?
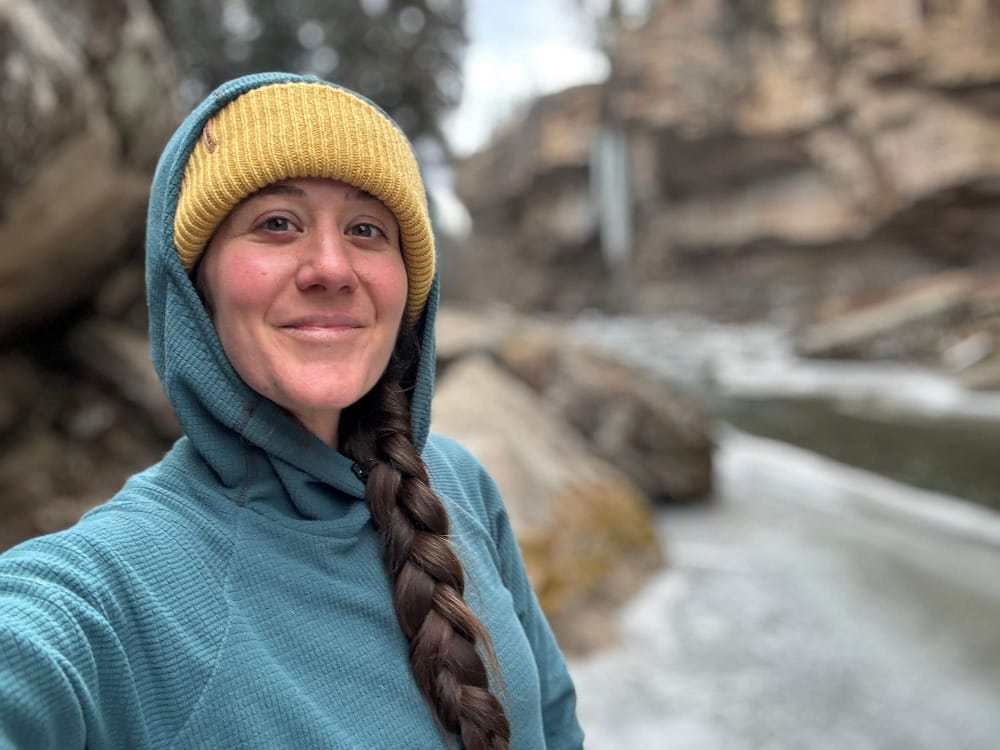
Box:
288 380 378 412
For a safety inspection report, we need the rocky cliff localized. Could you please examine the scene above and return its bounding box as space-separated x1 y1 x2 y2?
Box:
452 0 1000 325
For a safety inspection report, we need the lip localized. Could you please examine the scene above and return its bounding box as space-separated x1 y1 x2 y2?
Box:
279 314 364 330
277 314 367 342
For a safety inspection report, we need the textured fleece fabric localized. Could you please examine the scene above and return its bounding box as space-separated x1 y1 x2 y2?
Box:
0 73 584 750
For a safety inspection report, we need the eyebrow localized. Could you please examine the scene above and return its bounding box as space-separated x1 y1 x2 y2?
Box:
247 182 381 203
249 183 306 200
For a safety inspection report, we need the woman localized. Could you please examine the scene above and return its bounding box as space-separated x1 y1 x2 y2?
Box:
0 73 583 749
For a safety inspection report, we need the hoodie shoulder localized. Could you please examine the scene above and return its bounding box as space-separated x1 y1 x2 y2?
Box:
422 433 506 530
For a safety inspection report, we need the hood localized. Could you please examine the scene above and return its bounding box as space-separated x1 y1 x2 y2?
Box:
145 72 438 506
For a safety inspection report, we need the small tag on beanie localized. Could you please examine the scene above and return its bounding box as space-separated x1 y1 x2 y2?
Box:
202 124 218 153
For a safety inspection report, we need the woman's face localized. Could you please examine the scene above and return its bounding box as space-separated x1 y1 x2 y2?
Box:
198 177 408 445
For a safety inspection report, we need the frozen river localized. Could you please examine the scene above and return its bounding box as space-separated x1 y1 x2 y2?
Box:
567 314 1000 749
569 429 1000 750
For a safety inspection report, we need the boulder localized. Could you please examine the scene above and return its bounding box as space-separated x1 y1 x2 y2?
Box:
499 328 714 503
0 0 178 338
433 305 523 367
431 355 664 654
436 306 716 503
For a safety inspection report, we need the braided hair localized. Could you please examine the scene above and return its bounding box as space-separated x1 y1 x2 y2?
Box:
340 332 512 750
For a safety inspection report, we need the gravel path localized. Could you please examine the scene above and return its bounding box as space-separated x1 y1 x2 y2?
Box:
569 430 1000 750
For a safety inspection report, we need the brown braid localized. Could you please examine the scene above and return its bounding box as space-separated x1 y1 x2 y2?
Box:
340 334 512 750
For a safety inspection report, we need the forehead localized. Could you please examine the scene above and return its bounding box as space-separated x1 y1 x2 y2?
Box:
242 178 383 206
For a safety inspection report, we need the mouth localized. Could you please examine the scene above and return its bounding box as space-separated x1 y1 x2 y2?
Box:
280 314 363 330
278 315 365 341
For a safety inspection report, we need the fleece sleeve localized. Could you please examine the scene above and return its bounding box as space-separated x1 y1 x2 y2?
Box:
0 587 95 749
483 475 586 750
0 550 141 750
0 618 88 749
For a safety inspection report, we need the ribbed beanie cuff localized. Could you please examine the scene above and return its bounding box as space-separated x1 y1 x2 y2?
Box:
173 81 435 327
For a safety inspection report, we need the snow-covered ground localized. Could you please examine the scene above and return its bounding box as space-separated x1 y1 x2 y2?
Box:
569 429 1000 750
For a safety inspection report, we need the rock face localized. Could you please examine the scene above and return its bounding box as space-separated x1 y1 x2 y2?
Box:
451 0 1000 323
449 86 605 314
439 83 594 314
614 0 1000 259
431 354 665 653
795 271 977 361
0 0 178 338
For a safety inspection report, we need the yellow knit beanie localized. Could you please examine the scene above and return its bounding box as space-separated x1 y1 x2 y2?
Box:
174 81 435 327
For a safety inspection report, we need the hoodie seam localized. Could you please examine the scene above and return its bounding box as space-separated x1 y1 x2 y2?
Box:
237 439 256 507
234 403 258 507
164 511 241 749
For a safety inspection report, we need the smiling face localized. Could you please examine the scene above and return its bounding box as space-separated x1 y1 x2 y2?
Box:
197 177 408 446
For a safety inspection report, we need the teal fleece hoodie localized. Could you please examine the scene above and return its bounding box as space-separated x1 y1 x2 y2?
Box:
0 73 583 749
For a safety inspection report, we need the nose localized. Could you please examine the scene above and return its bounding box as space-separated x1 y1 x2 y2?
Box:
294 225 358 293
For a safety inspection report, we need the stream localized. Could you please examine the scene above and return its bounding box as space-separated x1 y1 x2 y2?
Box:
566 313 1000 750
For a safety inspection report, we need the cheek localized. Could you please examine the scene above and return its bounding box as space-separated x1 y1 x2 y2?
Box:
374 256 409 319
221 270 273 311
201 256 287 378
207 264 283 392
210 259 284 320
